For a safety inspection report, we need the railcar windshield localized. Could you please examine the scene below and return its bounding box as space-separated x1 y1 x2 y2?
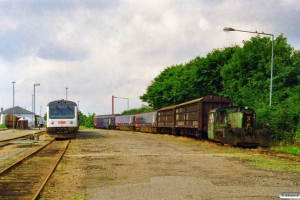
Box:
49 105 75 119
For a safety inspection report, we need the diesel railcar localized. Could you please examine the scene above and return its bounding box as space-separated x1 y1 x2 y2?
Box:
46 99 79 138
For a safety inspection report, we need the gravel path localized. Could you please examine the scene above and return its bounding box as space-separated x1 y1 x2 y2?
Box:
39 129 300 200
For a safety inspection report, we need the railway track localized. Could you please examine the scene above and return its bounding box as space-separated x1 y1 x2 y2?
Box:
0 131 46 148
0 139 70 199
0 135 32 148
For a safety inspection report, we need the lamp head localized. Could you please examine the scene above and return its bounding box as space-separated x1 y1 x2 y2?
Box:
223 27 235 32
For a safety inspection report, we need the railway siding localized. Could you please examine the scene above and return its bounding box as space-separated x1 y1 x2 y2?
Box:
0 140 69 199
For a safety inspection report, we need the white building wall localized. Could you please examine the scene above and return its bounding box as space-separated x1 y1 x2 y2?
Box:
0 114 4 125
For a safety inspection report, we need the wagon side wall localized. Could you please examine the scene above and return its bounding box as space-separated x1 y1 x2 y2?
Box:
175 95 231 131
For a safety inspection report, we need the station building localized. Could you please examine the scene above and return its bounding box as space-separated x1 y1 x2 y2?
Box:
0 106 35 127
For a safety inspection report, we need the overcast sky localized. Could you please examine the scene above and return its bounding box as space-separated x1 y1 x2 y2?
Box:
0 0 299 116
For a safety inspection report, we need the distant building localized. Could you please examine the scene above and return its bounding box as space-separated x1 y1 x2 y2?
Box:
0 106 35 125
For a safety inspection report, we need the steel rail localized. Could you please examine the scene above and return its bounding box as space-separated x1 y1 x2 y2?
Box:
0 138 54 175
0 131 46 147
32 140 70 200
0 140 69 199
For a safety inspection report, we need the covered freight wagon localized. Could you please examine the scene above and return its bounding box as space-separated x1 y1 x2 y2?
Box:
157 105 176 134
157 95 231 138
175 95 231 139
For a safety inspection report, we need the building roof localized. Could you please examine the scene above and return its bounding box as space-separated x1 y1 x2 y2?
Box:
0 106 34 115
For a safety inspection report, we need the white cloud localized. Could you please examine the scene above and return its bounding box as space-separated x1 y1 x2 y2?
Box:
0 0 299 116
199 18 209 30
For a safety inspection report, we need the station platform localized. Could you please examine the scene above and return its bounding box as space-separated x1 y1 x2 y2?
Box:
0 128 45 141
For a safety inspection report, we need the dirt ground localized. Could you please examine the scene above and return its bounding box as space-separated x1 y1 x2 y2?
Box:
37 129 300 200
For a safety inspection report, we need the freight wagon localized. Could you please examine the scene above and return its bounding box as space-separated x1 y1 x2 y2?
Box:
158 95 231 139
157 105 176 134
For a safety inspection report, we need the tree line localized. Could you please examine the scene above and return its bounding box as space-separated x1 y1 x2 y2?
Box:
140 34 300 145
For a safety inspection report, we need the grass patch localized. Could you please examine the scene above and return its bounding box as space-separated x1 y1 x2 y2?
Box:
237 154 300 172
275 146 300 155
57 161 67 170
79 126 94 129
69 194 85 200
0 123 7 129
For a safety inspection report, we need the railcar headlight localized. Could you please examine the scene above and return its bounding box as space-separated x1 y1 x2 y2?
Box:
70 121 73 124
51 121 54 125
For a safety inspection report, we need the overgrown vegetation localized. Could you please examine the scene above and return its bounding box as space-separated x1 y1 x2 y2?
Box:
140 34 300 146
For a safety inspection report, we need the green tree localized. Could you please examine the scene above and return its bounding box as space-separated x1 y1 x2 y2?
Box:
78 110 87 126
122 105 154 114
140 46 237 109
84 113 95 128
219 34 300 144
220 35 273 107
140 33 300 145
44 113 47 121
194 46 238 98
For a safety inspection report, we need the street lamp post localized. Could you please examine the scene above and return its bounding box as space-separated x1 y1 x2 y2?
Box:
34 83 40 130
112 95 129 114
223 27 274 106
32 94 34 129
65 87 68 100
12 81 16 132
